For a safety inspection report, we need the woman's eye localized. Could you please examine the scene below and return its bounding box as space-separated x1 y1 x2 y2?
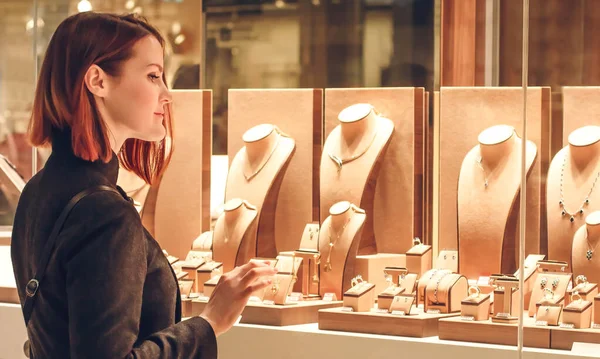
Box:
148 74 160 81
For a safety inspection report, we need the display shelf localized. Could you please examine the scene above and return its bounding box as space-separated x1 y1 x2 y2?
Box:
1 302 597 359
438 315 551 348
0 246 17 304
551 327 600 350
188 297 342 326
318 306 458 338
217 322 595 359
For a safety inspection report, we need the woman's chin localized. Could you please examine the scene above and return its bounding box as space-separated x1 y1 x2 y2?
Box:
136 126 166 142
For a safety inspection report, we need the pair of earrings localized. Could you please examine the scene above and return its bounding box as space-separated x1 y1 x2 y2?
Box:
308 227 319 240
540 277 559 290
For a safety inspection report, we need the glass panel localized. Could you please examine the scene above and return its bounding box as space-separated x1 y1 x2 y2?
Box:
0 0 35 227
204 0 436 154
521 0 600 352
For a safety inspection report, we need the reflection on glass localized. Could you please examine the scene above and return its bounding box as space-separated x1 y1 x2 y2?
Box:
204 0 434 154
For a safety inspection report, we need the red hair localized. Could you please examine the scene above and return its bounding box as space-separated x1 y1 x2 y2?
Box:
28 12 173 184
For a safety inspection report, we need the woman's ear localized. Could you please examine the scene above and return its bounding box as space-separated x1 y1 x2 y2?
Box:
84 64 109 97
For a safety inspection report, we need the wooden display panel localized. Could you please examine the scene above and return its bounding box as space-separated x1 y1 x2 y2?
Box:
228 89 323 255
438 315 551 349
189 298 342 326
562 87 600 145
551 327 600 350
555 87 600 265
148 90 212 259
323 88 426 254
439 87 551 265
318 307 457 338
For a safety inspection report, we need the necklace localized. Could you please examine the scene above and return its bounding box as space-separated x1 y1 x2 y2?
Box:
323 215 353 272
585 229 600 260
243 133 281 181
475 156 493 188
223 213 244 244
328 128 378 171
559 153 600 223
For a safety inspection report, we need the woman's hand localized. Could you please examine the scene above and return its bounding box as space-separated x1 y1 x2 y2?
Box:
199 261 277 336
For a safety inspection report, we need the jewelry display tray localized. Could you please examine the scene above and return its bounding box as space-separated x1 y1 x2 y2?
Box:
318 305 458 338
184 297 342 326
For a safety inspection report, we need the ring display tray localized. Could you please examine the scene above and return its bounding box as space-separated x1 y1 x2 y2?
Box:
551 327 600 350
438 313 550 348
186 297 342 326
318 306 458 338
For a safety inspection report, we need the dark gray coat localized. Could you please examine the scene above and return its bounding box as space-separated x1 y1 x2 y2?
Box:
11 130 217 358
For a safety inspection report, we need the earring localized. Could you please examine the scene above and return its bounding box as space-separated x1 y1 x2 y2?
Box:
552 278 559 290
540 277 548 289
452 255 456 260
444 254 447 260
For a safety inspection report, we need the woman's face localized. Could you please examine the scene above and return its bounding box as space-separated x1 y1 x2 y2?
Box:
102 35 172 143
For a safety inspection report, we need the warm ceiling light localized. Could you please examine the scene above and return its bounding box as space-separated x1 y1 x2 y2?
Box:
125 0 135 10
77 0 93 12
275 0 285 8
25 18 45 32
133 6 143 14
174 34 186 45
171 22 182 35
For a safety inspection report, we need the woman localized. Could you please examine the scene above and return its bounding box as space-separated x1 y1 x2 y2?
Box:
11 12 276 358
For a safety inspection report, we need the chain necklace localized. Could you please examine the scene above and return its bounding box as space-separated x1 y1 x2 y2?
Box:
223 218 239 244
323 215 353 272
475 156 493 188
559 153 600 223
585 228 600 260
243 132 282 181
328 128 378 172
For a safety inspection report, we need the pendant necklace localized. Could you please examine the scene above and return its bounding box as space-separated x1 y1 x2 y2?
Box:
475 156 492 188
243 132 282 181
559 153 600 223
475 152 504 188
585 229 600 260
323 215 353 272
328 128 378 172
223 217 239 244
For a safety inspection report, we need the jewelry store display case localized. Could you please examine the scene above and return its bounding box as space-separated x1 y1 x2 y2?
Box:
4 0 600 358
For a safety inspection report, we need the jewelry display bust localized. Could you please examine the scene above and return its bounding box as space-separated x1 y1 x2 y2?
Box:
458 125 537 279
572 211 600 284
318 201 367 299
320 104 394 251
225 124 296 258
548 125 600 265
212 198 258 272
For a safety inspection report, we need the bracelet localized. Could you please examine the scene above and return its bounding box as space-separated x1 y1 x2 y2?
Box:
543 287 554 300
433 272 451 304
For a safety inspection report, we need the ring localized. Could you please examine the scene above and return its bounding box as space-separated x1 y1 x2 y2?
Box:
413 237 422 246
576 275 588 287
571 291 582 303
468 285 481 298
543 288 554 300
